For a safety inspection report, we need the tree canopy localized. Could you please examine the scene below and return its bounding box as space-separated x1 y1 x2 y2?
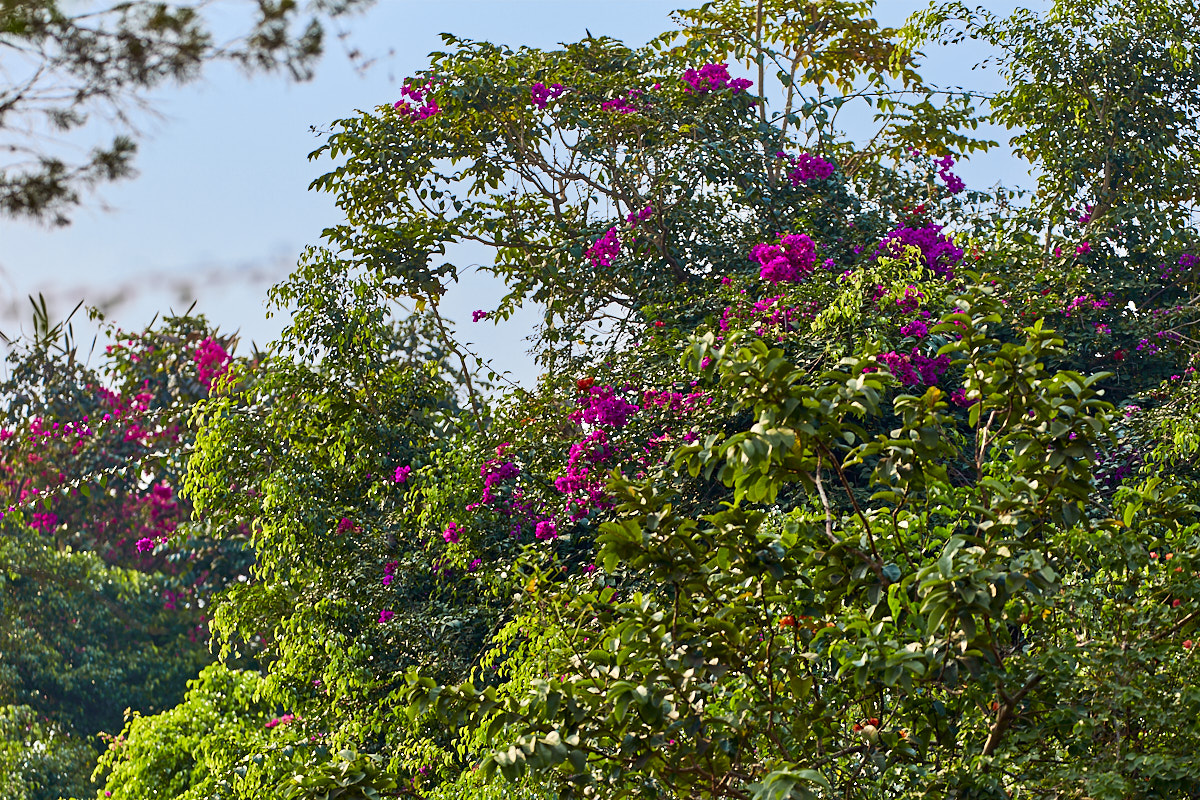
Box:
3 1 1200 798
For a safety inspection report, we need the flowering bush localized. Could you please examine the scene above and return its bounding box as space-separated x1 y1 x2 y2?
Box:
85 2 1200 799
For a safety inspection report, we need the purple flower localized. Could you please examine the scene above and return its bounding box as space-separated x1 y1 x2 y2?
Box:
875 225 963 279
135 537 155 553
576 386 639 428
936 154 965 194
195 337 231 388
378 609 395 624
626 204 654 226
534 519 558 540
586 227 621 267
682 63 751 94
601 94 638 114
468 558 482 572
393 465 411 483
30 512 58 533
472 309 489 322
781 152 835 185
878 348 952 388
900 319 929 339
443 522 460 544
529 82 564 110
751 233 818 284
394 80 441 120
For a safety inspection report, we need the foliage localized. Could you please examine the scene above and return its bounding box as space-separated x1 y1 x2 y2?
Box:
0 704 95 800
10 1 1200 799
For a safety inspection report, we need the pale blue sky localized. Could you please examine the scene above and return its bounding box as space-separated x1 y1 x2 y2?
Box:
0 0 1032 381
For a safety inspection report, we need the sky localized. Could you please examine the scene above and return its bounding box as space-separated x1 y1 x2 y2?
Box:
0 0 1034 385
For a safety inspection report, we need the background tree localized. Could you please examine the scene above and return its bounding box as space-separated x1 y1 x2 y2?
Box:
0 0 376 225
0 302 253 797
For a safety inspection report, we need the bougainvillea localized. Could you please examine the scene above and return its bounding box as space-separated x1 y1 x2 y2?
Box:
79 2 1200 799
681 62 752 94
751 233 818 283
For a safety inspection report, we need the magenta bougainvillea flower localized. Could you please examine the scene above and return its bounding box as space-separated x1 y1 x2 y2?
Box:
194 337 230 388
682 63 752 94
586 227 621 267
530 82 565 109
751 233 818 283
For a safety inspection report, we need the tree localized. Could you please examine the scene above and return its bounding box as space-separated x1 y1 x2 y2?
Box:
75 0 1200 798
0 0 375 225
0 303 253 796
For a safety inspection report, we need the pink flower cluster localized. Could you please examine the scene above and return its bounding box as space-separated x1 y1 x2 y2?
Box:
641 388 710 413
627 204 654 226
751 233 818 283
264 713 295 729
895 286 925 313
936 154 965 194
777 151 835 185
382 560 397 587
530 82 565 109
1063 293 1112 317
131 483 178 553
393 465 411 483
718 295 814 340
534 519 558 540
555 430 615 522
682 63 752 94
194 337 230 388
586 227 621 267
480 460 519 506
443 521 461 544
571 384 640 428
879 348 952 388
30 512 58 533
875 225 964 280
393 80 440 120
601 90 641 114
